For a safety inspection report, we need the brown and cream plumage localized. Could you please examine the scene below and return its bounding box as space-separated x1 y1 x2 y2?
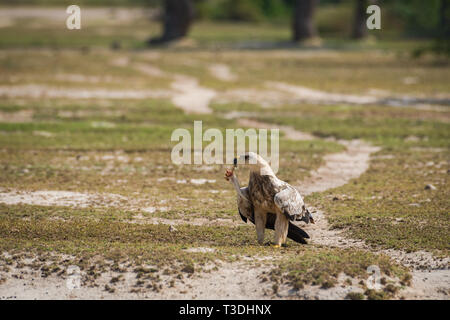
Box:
225 152 313 246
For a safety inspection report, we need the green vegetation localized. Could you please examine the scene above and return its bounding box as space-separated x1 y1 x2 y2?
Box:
0 203 408 294
270 247 407 298
307 148 449 253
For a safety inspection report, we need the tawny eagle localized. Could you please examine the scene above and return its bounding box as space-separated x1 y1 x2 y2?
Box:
225 152 314 246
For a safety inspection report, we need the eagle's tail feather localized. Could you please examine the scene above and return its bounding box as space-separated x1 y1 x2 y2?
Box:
287 222 309 244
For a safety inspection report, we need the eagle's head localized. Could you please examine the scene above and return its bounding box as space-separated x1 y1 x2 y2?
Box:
234 152 274 175
237 152 257 164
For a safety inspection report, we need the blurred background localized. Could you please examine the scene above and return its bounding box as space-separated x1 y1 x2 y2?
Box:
0 0 448 55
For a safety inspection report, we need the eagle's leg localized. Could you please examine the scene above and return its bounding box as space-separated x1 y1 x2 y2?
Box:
274 212 289 247
254 209 267 245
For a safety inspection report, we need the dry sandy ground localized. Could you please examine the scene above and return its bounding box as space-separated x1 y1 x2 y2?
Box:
208 64 237 82
0 260 275 300
0 63 448 300
170 75 216 114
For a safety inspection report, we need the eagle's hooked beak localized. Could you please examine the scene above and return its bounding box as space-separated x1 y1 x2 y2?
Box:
307 209 315 224
298 207 315 224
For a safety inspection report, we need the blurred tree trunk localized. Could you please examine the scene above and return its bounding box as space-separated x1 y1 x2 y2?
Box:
293 0 319 41
435 0 450 55
351 0 368 39
440 0 449 38
351 0 378 39
149 0 194 44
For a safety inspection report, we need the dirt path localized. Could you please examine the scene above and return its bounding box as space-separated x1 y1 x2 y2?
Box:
170 75 216 114
237 118 381 195
0 259 274 300
0 85 171 100
131 62 216 114
208 64 237 82
217 81 449 111
267 81 379 105
299 139 381 195
238 118 315 141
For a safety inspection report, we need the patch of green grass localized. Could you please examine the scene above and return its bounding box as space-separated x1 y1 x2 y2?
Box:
0 50 172 89
0 121 176 149
345 292 364 300
210 101 264 113
0 207 408 294
0 204 136 222
190 21 290 45
0 21 154 49
364 289 390 300
254 110 449 149
246 103 450 124
199 50 450 95
266 246 408 296
0 104 245 151
307 149 449 253
0 146 326 221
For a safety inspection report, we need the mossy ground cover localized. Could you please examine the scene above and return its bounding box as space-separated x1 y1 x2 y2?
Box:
0 204 409 297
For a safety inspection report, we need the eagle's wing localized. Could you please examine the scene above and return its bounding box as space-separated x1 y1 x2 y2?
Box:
236 186 254 223
235 184 309 244
274 183 307 221
238 208 247 223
